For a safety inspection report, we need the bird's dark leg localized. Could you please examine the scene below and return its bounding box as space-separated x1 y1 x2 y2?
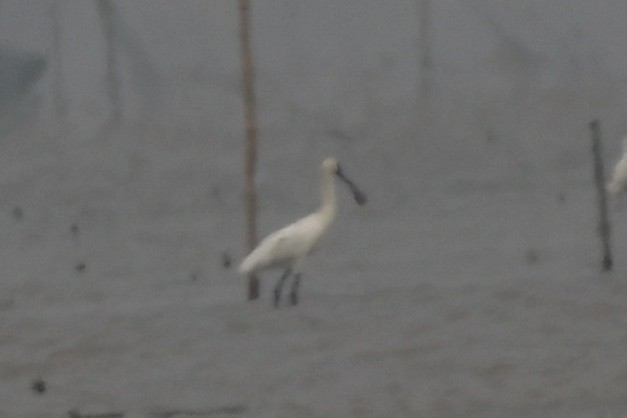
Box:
273 268 291 308
289 273 301 306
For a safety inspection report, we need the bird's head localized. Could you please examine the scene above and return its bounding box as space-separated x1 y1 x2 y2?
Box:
322 157 340 174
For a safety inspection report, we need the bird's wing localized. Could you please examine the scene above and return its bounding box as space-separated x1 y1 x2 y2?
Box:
238 216 317 274
260 221 311 261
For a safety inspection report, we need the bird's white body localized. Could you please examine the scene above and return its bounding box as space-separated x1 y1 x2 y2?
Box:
238 157 365 306
239 158 338 276
238 210 331 275
608 137 627 197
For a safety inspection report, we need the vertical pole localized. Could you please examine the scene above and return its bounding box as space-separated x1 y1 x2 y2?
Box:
416 0 432 106
590 119 613 271
96 0 121 129
238 0 260 300
50 0 66 125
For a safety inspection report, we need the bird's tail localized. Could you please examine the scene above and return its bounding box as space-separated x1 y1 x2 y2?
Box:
238 251 256 275
238 240 275 275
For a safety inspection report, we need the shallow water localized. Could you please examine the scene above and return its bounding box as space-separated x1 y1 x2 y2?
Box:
2 123 627 417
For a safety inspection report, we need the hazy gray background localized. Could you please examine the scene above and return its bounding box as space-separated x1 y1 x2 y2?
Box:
3 0 627 207
3 1 627 417
6 0 627 168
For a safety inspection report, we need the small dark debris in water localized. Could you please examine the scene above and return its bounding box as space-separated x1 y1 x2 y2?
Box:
0 297 15 311
68 408 124 418
325 128 353 142
556 193 566 204
525 248 539 265
148 404 248 417
70 223 80 238
12 206 23 221
485 127 497 144
75 262 86 273
190 272 199 281
222 251 232 269
31 378 46 394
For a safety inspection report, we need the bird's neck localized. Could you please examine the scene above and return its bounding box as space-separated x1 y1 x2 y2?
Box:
317 169 337 225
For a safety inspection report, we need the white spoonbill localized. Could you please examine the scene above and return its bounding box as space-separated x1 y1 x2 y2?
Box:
608 137 627 197
238 157 367 307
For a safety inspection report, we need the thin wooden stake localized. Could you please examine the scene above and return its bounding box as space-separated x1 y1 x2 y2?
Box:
238 0 260 300
96 0 121 130
590 119 613 271
50 0 66 125
416 0 432 103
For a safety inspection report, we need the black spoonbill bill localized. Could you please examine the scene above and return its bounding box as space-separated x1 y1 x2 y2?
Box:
238 157 367 307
